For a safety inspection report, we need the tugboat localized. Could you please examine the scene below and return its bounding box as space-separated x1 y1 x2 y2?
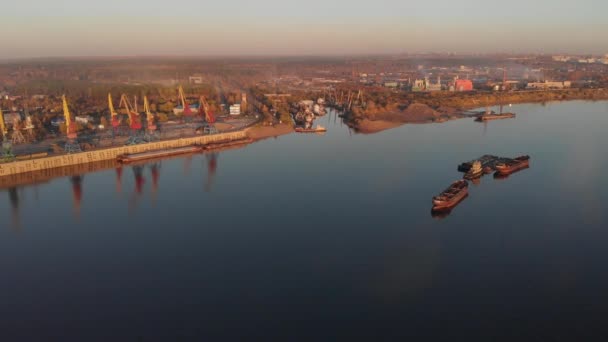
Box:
463 160 483 180
495 155 530 175
432 180 469 211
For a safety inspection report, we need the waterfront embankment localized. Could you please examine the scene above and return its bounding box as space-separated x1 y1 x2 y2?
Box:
0 131 247 177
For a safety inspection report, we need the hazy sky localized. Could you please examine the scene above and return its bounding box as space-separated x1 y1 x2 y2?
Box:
1 0 607 58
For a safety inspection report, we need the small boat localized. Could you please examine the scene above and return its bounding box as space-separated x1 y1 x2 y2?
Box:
295 125 327 133
463 160 483 180
475 113 516 121
495 155 530 175
432 180 469 211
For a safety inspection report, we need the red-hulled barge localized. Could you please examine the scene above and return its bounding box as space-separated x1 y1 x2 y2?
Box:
432 180 469 211
495 155 530 175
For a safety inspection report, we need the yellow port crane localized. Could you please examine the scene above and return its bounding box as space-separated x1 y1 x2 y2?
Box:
62 95 81 153
119 94 141 129
178 85 193 117
63 95 76 138
143 96 156 131
108 93 120 129
0 107 6 139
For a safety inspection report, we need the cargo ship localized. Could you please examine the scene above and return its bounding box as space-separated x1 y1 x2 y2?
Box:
495 155 530 175
432 180 468 211
475 112 516 121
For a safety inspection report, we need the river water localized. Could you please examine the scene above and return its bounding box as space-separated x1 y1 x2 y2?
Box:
1 101 608 340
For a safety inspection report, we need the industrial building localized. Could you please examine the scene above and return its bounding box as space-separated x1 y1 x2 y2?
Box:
454 79 473 92
229 104 241 116
412 79 426 92
188 75 204 84
411 77 442 92
526 81 571 89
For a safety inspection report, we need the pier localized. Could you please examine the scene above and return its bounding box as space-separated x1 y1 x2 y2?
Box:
0 131 247 177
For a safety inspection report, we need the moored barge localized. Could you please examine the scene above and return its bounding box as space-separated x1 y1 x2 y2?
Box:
495 155 530 175
117 146 203 164
475 113 516 121
432 180 469 211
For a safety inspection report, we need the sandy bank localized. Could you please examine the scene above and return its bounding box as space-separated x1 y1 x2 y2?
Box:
355 120 405 134
349 89 608 134
245 124 294 141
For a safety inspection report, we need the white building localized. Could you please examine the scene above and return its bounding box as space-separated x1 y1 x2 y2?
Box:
526 81 571 90
189 75 204 84
75 115 94 124
229 104 241 116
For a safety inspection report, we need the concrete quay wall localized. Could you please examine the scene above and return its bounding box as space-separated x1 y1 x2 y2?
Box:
0 131 247 177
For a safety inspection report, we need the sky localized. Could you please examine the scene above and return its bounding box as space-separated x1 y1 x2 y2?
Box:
1 0 607 58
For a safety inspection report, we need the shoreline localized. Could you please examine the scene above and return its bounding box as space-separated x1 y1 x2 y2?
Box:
0 124 295 186
344 89 608 133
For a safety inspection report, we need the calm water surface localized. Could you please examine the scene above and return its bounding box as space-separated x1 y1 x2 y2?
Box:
2 101 608 340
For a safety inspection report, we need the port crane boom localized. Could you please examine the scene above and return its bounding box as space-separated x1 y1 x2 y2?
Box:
0 107 6 139
198 96 215 123
144 96 156 132
120 94 142 130
108 93 120 129
63 95 76 139
178 86 193 117
62 95 81 153
198 95 217 134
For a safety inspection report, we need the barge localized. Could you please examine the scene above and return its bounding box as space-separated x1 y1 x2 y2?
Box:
201 137 253 150
458 155 500 172
475 113 516 121
117 146 203 164
495 155 530 175
432 180 468 211
458 155 515 173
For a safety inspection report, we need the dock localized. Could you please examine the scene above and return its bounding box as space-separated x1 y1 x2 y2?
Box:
0 131 248 177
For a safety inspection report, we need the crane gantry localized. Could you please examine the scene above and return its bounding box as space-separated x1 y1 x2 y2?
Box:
178 85 194 119
142 95 159 142
0 107 6 140
119 94 142 132
108 93 121 133
198 96 218 134
62 95 81 153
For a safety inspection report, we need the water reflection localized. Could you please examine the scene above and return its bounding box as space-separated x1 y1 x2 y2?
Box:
204 153 218 192
115 166 123 194
128 165 146 215
8 187 20 231
150 162 161 204
70 175 83 219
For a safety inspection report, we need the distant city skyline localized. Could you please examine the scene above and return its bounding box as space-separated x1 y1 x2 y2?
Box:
1 0 607 58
